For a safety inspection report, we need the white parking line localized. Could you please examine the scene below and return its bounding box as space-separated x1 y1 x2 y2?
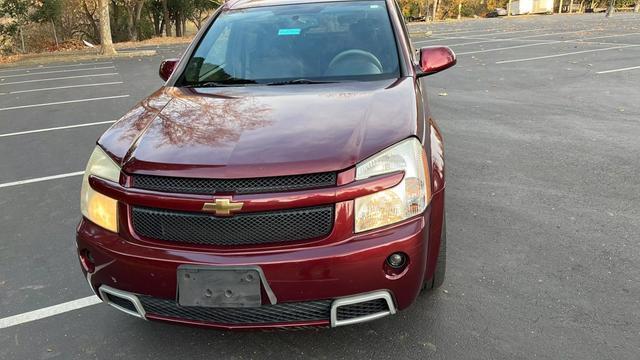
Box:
0 120 117 138
457 31 640 55
0 94 130 112
434 28 541 37
0 171 84 189
0 296 102 329
414 29 544 44
0 66 115 79
0 81 123 95
0 73 119 86
457 41 563 55
445 29 594 47
597 65 640 74
496 44 640 64
0 62 113 74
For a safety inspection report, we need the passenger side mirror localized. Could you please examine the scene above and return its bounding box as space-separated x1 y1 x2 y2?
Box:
159 59 179 81
417 47 456 77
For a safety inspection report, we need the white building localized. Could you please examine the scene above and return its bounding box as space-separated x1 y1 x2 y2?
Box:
509 0 555 15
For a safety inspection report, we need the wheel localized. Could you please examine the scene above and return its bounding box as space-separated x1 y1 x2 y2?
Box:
423 216 446 292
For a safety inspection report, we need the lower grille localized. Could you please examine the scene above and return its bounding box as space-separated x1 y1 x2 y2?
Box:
139 296 331 324
336 298 390 321
131 205 334 246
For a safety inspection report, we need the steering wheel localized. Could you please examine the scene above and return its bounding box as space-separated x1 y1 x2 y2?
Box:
327 49 383 74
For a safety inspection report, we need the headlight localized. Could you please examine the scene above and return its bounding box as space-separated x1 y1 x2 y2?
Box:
354 138 431 233
80 146 121 232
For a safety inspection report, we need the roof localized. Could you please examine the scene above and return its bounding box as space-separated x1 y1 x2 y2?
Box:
225 0 381 10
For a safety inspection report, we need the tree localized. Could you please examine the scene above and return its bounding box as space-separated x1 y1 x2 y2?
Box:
123 0 144 41
81 0 100 42
97 0 116 55
0 0 30 52
186 0 218 30
31 0 64 46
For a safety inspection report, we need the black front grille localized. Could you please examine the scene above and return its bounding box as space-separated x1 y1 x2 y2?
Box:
132 172 337 195
139 296 331 324
131 205 334 246
336 299 390 321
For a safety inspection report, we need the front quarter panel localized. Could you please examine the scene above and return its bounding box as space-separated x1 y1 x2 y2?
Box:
97 88 174 164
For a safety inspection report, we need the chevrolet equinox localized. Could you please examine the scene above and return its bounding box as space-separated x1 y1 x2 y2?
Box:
77 0 456 329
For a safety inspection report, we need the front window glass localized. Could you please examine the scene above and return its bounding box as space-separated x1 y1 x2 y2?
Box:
180 1 400 86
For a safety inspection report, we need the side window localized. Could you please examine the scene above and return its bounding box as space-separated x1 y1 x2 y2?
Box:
201 26 231 75
198 25 231 81
183 21 233 83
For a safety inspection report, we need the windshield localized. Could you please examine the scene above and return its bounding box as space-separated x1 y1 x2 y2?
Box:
178 1 401 87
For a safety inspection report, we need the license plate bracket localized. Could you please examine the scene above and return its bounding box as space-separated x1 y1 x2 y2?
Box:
177 266 261 308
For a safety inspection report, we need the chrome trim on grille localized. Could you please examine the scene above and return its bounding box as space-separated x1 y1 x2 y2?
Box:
330 290 396 327
99 285 147 319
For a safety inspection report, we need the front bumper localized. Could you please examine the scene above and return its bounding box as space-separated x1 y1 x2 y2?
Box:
76 212 429 330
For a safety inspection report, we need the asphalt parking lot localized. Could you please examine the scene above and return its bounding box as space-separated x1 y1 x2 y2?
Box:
1 13 639 360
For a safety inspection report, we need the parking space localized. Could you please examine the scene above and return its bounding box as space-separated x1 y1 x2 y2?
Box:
1 13 639 359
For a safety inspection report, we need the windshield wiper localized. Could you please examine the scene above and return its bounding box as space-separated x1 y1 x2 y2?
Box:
266 79 337 86
186 79 256 88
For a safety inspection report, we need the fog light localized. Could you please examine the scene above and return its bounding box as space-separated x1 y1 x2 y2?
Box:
79 249 95 273
386 253 407 269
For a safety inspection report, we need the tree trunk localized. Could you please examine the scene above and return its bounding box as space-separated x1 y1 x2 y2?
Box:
182 19 187 37
51 19 59 47
134 0 144 40
98 0 117 55
127 8 135 41
152 12 161 36
175 11 183 37
432 0 438 20
508 0 512 15
162 0 172 37
634 1 639 12
424 0 431 21
558 0 563 13
605 0 615 16
19 27 26 53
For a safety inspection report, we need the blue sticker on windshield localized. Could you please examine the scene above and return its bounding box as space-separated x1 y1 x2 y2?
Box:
278 28 301 36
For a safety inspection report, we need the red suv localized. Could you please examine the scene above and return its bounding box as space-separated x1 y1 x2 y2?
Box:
77 0 455 329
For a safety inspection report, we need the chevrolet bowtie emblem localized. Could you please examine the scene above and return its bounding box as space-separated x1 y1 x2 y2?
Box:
202 199 244 216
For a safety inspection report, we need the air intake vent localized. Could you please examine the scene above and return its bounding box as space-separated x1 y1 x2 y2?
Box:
336 298 390 321
105 293 137 313
132 172 337 195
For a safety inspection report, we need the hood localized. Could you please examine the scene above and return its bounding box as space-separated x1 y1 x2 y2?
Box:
99 78 420 178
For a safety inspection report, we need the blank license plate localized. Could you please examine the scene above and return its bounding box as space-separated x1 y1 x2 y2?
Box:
177 266 261 308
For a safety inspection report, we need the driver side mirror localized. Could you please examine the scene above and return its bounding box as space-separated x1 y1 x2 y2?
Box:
417 46 456 77
159 59 179 81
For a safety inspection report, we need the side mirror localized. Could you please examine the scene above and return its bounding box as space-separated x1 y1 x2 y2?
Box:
417 46 456 77
159 59 179 81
